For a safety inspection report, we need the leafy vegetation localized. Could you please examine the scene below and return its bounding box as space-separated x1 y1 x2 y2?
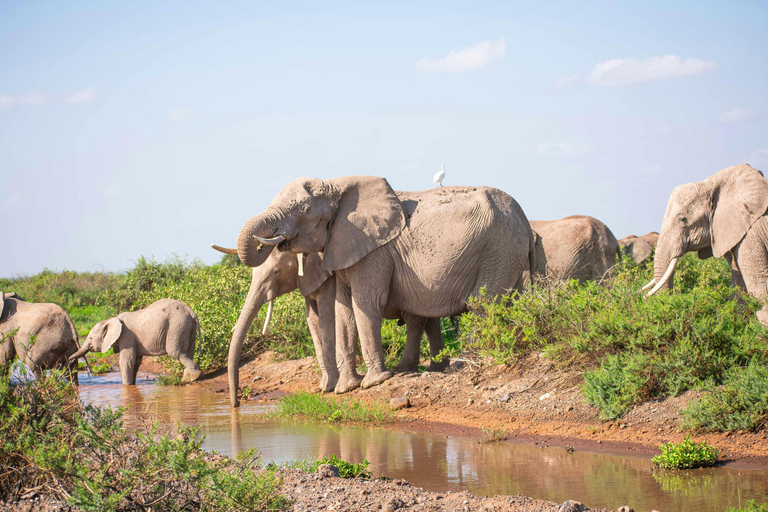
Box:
480 426 508 443
651 435 720 469
279 455 373 479
726 500 768 512
278 391 394 425
0 371 289 511
460 254 768 425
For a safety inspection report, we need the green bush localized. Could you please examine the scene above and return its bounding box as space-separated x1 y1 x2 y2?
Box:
460 254 768 424
0 372 289 510
281 455 372 479
651 435 720 469
726 500 768 512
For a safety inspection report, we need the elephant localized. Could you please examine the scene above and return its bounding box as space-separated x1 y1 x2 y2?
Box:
618 232 659 264
530 215 620 284
0 292 80 383
645 163 768 326
210 243 447 406
68 299 203 385
235 176 534 400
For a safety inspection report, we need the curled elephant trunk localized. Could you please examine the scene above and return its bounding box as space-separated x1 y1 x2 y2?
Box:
647 257 679 297
237 209 285 267
68 342 92 364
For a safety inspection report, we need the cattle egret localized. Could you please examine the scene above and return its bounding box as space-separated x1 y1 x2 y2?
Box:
433 164 445 187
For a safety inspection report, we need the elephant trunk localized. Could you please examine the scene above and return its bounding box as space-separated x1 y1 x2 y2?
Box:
237 209 286 267
68 341 92 364
647 230 682 296
228 268 270 407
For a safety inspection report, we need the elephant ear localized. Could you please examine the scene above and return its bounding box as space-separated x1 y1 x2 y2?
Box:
298 253 333 296
322 175 407 271
710 164 768 258
100 318 124 353
0 292 5 319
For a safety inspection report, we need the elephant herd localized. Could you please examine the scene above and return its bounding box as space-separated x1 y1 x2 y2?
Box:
3 164 766 408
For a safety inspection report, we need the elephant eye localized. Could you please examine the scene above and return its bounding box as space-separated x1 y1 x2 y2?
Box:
679 216 688 226
274 269 280 275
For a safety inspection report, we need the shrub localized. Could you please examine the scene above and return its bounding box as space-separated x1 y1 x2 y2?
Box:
0 372 289 510
281 456 372 479
651 435 720 469
726 500 768 512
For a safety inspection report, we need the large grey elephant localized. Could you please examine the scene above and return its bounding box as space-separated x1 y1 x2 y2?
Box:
68 299 203 385
530 215 620 284
236 176 534 399
210 243 446 406
1 292 80 383
618 232 659 264
645 164 768 325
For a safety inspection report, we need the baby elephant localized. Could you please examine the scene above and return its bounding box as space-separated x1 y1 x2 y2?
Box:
1 291 80 383
69 299 203 385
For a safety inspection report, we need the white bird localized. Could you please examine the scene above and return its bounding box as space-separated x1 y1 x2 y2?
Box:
433 164 445 187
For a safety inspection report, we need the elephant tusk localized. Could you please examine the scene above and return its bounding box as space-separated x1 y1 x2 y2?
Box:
641 278 656 291
297 253 304 277
211 244 239 255
647 257 679 297
262 300 274 335
253 234 285 246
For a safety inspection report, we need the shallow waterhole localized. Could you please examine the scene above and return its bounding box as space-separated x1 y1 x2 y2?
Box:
78 372 768 512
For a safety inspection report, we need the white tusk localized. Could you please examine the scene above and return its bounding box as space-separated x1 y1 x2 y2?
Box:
641 278 656 291
646 257 679 297
253 234 286 245
262 300 274 335
297 253 304 276
211 243 239 255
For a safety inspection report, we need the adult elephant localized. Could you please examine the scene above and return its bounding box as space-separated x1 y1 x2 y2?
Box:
69 299 203 385
530 215 620 284
0 292 80 383
237 176 534 397
618 232 659 265
645 164 768 325
210 244 446 406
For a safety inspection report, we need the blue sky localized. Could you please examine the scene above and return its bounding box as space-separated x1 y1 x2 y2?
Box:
1 0 766 277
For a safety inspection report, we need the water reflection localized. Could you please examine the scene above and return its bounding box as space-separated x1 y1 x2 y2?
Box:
78 372 768 512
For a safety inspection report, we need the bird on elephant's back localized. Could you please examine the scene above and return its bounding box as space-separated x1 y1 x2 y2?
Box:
644 163 768 326
236 175 535 402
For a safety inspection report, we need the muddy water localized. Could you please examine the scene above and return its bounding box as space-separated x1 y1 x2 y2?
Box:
78 373 768 512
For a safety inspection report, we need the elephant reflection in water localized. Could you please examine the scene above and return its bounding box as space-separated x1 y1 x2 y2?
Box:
119 384 207 435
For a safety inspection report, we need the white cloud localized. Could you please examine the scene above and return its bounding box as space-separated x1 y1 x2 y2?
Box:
416 37 506 73
164 107 196 124
0 92 46 110
718 107 758 124
66 87 97 104
537 142 592 157
588 55 717 86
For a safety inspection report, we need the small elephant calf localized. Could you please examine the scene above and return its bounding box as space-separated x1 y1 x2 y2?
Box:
69 299 203 385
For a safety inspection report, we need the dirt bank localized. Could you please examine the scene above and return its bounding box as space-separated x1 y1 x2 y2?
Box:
192 351 768 470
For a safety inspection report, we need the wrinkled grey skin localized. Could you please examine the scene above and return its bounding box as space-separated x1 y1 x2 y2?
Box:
237 176 533 397
648 164 768 326
618 232 659 265
0 292 80 383
69 299 202 385
530 216 620 284
211 245 446 406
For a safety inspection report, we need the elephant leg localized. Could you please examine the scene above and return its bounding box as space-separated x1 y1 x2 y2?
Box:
179 353 202 382
334 279 363 394
351 297 392 390
736 229 768 326
305 298 326 391
425 317 448 372
119 349 140 385
315 278 339 392
394 313 427 373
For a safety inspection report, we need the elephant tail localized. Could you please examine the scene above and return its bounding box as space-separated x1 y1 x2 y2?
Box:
194 313 202 358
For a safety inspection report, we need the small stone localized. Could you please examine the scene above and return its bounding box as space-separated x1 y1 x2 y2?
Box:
617 507 634 512
467 398 474 406
390 397 410 410
558 500 586 512
566 405 574 412
317 464 339 478
252 375 262 381
499 393 511 403
539 392 551 401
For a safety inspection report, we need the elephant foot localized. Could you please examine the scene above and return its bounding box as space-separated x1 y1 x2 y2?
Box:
319 371 339 393
182 368 203 382
361 369 393 389
427 357 450 372
394 361 418 373
335 373 363 394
